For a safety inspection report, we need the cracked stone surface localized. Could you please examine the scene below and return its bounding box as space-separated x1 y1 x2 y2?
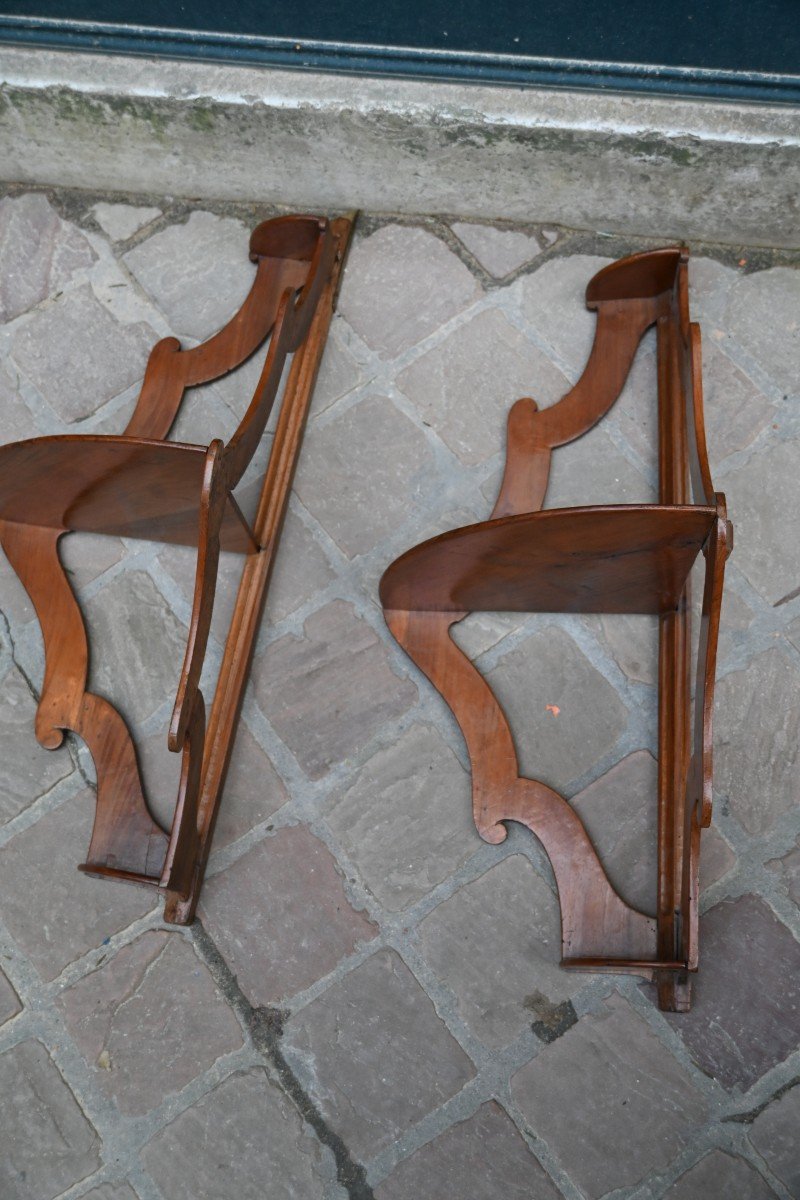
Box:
418 855 582 1048
0 189 796 1200
326 723 479 911
253 599 417 779
81 1186 140 1200
265 506 337 622
85 569 189 727
142 1067 328 1200
486 624 628 792
0 789 156 981
295 393 436 558
124 210 254 339
58 930 243 1115
723 437 800 606
667 895 800 1090
511 993 708 1198
10 284 153 422
571 751 658 915
748 1083 800 1196
0 966 21 1026
200 824 377 1006
338 224 481 359
91 201 162 241
663 1149 778 1199
397 306 569 466
0 662 73 824
284 949 475 1158
375 1101 561 1199
0 1039 101 1200
0 192 96 322
451 222 543 278
766 837 800 906
714 647 800 835
724 267 800 393
513 254 612 370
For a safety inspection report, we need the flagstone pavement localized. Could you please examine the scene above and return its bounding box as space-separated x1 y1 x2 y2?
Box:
0 185 798 1200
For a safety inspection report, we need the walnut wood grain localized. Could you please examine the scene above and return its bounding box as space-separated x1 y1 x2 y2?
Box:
380 246 731 1012
163 213 353 922
0 212 354 916
380 505 716 615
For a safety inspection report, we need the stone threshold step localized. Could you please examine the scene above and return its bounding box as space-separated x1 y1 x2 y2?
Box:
0 45 798 248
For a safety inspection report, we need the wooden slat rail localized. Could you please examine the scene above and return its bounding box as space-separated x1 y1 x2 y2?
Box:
380 246 731 1012
0 211 354 919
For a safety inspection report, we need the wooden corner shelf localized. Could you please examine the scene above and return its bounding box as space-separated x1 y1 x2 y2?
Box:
0 211 354 924
380 246 732 1012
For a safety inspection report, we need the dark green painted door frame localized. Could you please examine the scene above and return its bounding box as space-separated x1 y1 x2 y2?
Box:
0 1 798 104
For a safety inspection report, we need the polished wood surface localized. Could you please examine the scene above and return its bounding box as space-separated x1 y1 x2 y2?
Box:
164 214 353 922
381 246 731 1012
380 505 716 615
0 212 354 919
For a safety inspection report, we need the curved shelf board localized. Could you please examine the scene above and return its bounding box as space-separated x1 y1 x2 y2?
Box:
381 245 731 1012
0 435 257 552
381 504 717 616
0 212 355 920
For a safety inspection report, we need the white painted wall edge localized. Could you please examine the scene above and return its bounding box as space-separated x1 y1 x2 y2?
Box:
0 46 798 246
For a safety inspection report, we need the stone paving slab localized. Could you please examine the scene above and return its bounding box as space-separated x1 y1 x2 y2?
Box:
749 1083 800 1196
325 722 479 911
375 1101 561 1199
662 1149 779 1199
284 948 475 1159
81 1185 141 1200
253 599 418 780
0 186 797 1200
58 930 244 1116
418 854 582 1049
511 993 709 1198
0 789 157 981
397 307 570 466
294 392 437 558
0 966 21 1026
338 224 481 358
666 894 800 1091
0 662 73 824
0 191 96 322
142 1067 330 1200
486 624 628 792
10 283 153 423
200 824 378 1007
91 202 162 243
450 221 546 279
0 1038 101 1199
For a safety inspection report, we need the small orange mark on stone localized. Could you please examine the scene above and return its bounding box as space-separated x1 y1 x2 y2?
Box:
545 704 561 717
738 258 747 267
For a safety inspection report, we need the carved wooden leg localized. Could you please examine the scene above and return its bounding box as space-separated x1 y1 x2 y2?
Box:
385 608 658 968
0 519 169 881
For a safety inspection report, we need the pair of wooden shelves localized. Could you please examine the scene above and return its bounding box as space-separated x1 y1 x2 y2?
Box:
0 224 729 1011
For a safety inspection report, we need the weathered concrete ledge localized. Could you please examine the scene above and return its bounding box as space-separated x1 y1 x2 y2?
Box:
0 45 798 247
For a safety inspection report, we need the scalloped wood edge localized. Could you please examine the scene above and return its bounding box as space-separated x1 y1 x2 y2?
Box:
380 247 732 1012
0 211 355 923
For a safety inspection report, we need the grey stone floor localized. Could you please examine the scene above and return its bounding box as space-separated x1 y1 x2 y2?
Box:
0 185 798 1200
